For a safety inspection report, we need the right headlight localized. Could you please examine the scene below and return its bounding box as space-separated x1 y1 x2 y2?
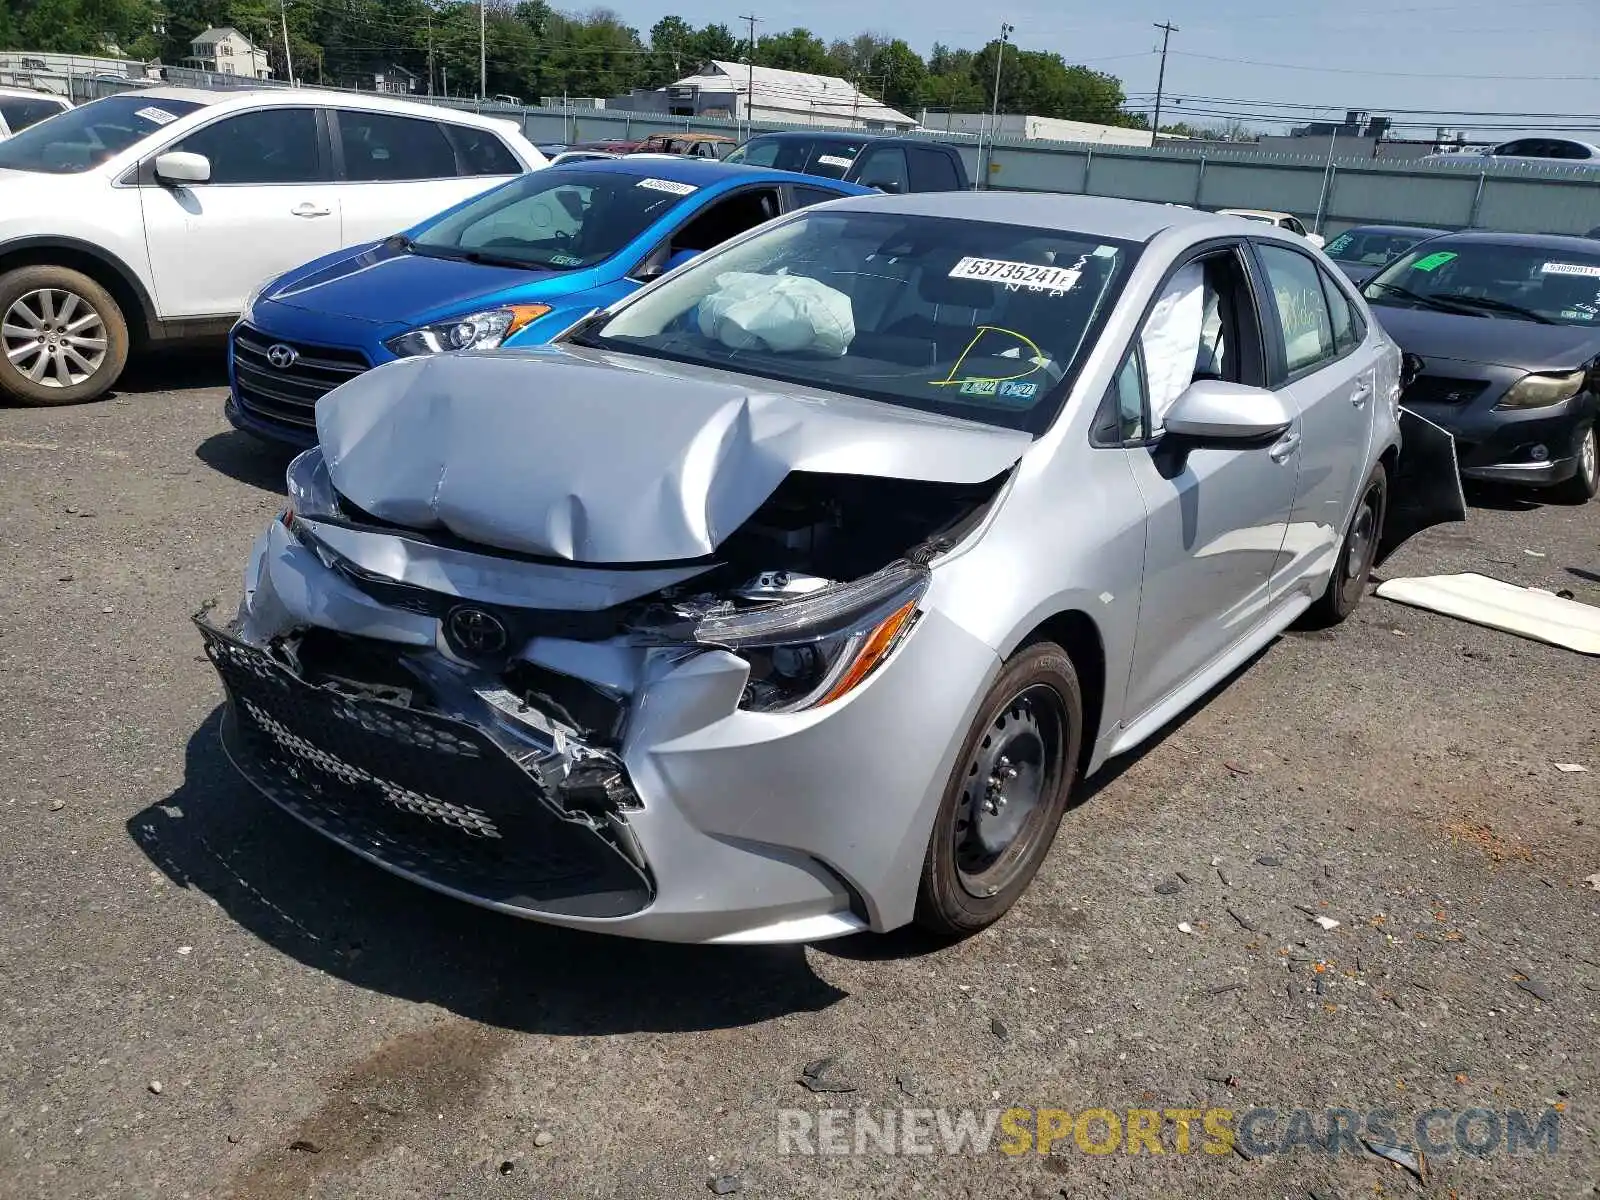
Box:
1498 369 1586 409
284 446 342 523
691 560 930 713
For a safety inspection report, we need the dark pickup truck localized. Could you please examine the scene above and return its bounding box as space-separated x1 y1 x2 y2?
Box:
723 131 970 193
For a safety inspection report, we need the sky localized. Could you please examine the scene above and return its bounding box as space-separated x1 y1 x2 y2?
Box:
601 0 1600 139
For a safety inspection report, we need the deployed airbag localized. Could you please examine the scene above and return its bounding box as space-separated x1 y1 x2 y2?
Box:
697 272 855 356
1376 573 1600 655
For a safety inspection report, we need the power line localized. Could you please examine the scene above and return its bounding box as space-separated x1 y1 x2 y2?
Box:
1169 50 1594 81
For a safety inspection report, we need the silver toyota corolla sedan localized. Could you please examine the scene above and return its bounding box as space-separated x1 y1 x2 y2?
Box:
200 192 1459 944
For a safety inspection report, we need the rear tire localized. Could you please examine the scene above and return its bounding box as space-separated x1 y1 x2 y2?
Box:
1551 422 1597 505
1304 461 1387 629
0 266 129 406
915 642 1082 937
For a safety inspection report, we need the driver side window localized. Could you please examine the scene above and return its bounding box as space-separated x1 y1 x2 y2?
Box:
1138 247 1264 430
634 187 781 279
171 107 321 184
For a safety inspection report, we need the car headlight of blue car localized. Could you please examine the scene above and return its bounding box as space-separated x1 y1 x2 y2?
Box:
383 304 552 357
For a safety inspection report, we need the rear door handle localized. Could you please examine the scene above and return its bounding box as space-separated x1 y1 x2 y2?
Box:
1351 381 1372 407
291 202 332 218
1268 432 1302 463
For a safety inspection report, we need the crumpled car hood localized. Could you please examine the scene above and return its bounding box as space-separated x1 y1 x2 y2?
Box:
317 345 1032 564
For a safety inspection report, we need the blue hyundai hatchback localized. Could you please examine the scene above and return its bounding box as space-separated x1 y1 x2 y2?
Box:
226 158 871 445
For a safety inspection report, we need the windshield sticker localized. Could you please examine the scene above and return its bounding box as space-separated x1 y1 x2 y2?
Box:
637 177 697 196
1325 233 1354 256
549 253 582 266
959 378 1039 403
1541 261 1600 277
1411 251 1458 273
949 256 1082 293
1092 244 1118 258
135 106 180 126
816 154 855 168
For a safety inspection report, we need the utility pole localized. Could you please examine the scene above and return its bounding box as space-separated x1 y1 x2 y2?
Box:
426 9 434 96
279 0 293 84
479 0 487 102
979 23 1012 190
739 14 759 138
1150 20 1178 148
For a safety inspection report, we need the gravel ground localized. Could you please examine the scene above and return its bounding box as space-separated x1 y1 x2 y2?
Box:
1 359 1597 1200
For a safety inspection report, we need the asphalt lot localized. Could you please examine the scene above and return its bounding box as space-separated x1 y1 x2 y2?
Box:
1 356 1597 1200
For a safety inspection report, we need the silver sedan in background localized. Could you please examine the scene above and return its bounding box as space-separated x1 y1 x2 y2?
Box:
200 193 1453 944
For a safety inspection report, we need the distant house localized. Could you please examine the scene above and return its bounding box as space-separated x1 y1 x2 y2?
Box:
339 62 419 95
185 27 271 80
613 61 916 132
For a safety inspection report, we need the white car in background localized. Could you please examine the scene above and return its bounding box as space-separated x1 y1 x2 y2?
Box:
0 87 547 405
0 88 71 139
1217 208 1325 248
1421 136 1600 170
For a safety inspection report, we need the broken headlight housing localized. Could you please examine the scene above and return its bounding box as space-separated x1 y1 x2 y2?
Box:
692 560 929 713
383 304 552 357
284 446 343 523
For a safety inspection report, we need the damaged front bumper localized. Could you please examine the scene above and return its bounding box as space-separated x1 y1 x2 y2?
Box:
201 517 999 943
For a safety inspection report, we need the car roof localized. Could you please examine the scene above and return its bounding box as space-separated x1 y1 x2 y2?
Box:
1339 224 1443 235
1218 208 1292 219
560 155 870 190
1413 229 1600 252
824 190 1243 242
742 129 897 144
0 86 70 101
123 86 527 132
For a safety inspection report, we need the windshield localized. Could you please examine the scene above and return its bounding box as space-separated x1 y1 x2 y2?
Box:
1363 240 1600 326
726 136 863 179
1324 228 1434 266
577 208 1135 432
0 94 202 174
412 169 696 270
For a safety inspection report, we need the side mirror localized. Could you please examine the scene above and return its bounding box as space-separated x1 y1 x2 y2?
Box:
153 151 210 185
1400 351 1425 390
638 247 698 281
861 177 904 194
1162 379 1293 447
664 248 699 272
1306 231 1327 249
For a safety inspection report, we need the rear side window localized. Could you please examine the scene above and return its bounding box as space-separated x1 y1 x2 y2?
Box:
729 137 811 173
443 123 520 176
907 147 960 191
1319 266 1364 354
337 110 457 181
791 184 844 209
853 145 909 192
0 97 67 133
1258 242 1337 375
173 108 322 184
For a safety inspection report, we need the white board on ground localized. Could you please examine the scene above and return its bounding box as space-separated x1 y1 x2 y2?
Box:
1375 573 1600 655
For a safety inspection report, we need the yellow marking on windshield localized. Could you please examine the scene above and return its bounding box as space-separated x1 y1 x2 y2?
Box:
928 325 1046 386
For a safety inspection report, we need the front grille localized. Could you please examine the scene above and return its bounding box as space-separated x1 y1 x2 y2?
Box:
1403 375 1490 407
198 620 651 918
232 325 370 431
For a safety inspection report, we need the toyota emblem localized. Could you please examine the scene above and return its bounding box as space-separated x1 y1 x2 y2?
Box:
446 606 508 656
266 343 298 369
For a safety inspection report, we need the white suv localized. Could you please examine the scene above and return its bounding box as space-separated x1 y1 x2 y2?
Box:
0 87 547 405
0 88 71 139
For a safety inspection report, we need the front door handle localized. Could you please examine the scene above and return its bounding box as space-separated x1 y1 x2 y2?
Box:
1268 432 1302 463
1351 381 1372 408
291 202 332 218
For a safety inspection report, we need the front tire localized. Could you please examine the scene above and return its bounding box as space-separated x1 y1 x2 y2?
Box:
1551 422 1598 504
915 642 1082 937
1304 461 1387 628
0 266 129 406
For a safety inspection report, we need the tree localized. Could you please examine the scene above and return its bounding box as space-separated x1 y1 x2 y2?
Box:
874 38 925 114
756 27 831 74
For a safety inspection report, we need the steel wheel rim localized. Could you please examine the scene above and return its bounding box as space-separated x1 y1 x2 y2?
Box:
953 682 1066 898
2 288 109 389
1581 427 1597 488
1345 484 1380 582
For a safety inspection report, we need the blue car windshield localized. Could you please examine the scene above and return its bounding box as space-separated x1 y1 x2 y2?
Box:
0 94 203 174
411 169 695 270
581 208 1135 433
